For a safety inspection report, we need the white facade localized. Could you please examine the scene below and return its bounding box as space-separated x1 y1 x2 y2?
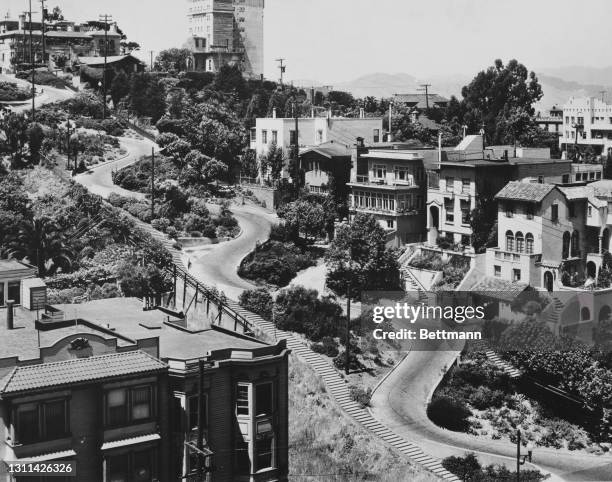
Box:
561 97 612 155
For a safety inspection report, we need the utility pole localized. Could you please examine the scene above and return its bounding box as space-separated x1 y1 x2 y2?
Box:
275 58 285 88
149 50 154 71
197 359 205 477
418 83 432 109
345 278 351 375
99 14 113 120
28 0 35 121
151 147 155 220
39 0 46 69
388 101 393 143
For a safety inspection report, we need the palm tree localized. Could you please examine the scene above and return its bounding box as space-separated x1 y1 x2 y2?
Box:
7 217 73 276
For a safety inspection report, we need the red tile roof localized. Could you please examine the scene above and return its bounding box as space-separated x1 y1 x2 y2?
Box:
0 351 167 397
495 181 556 202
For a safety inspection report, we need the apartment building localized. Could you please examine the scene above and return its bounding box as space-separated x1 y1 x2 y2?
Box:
187 0 264 78
0 16 121 73
0 265 289 482
347 145 427 247
251 112 383 182
561 96 612 157
535 105 563 136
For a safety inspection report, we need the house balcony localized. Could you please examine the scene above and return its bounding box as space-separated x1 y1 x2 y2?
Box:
350 205 421 217
348 177 420 191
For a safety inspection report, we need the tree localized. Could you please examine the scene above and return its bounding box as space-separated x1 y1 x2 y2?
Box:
469 188 498 253
155 132 179 149
459 59 543 144
110 71 130 109
325 213 400 300
146 78 167 124
165 139 192 172
117 261 171 298
274 285 343 341
213 64 247 97
47 6 64 21
120 41 141 55
27 122 44 164
0 112 29 165
6 217 72 276
238 288 273 320
154 48 192 72
277 199 326 242
259 142 284 182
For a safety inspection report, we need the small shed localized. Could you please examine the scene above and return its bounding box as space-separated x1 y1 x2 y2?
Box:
21 277 47 311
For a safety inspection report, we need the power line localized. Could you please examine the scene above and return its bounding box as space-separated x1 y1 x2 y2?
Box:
417 83 432 109
275 58 286 88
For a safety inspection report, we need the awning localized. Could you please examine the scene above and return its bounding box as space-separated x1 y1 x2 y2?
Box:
101 433 160 450
14 449 76 461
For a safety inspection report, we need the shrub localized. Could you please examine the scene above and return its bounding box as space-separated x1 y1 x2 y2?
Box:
349 386 372 408
427 395 471 432
166 226 178 239
238 288 273 320
182 213 210 233
151 218 171 232
311 336 339 357
468 386 506 410
333 352 363 372
269 223 292 242
0 81 31 101
16 70 70 89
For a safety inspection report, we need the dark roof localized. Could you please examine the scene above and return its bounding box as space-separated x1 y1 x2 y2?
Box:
495 181 556 202
77 54 143 66
393 93 449 108
471 277 529 302
300 141 352 159
0 351 167 396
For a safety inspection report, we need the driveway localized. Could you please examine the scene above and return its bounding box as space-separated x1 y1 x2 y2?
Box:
369 321 612 481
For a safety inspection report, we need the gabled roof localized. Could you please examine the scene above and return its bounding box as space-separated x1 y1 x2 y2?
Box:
0 350 167 397
495 181 556 202
77 54 143 66
300 141 352 159
393 93 449 108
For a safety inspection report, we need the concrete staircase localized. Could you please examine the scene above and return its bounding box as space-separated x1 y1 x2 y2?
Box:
542 297 564 325
228 301 460 482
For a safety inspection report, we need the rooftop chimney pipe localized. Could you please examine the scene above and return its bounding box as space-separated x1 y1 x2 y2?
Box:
272 107 277 119
6 300 14 330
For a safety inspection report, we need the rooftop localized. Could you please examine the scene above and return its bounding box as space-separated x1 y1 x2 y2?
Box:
495 181 557 202
300 141 352 158
0 351 167 397
471 277 529 302
393 93 449 108
0 298 267 363
77 54 143 66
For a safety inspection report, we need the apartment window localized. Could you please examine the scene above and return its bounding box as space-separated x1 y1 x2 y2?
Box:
394 166 409 181
460 200 470 224
262 130 268 144
565 116 569 124
582 173 588 181
526 233 534 254
571 116 575 124
236 384 250 416
494 265 501 277
15 399 69 444
551 204 558 222
461 235 471 246
505 202 514 218
317 129 323 143
506 231 514 251
537 176 544 184
562 174 569 184
444 198 454 223
577 116 584 125
256 438 274 471
271 130 278 144
575 173 581 182
526 205 534 220
373 128 380 143
107 448 155 482
515 232 524 253
289 130 297 146
597 171 602 179
386 219 395 229
250 128 256 143
255 383 273 417
588 205 593 217
105 385 154 426
513 269 521 282
590 171 595 180
461 178 470 193
445 177 454 192
374 164 386 179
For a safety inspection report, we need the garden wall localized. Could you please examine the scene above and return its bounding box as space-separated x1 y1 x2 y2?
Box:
241 182 280 210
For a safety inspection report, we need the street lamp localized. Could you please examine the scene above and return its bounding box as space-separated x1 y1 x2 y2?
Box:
516 429 535 481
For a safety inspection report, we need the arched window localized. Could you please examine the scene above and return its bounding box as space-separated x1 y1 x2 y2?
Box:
581 306 591 321
571 230 580 257
506 230 514 251
525 233 534 254
562 231 571 259
515 232 524 253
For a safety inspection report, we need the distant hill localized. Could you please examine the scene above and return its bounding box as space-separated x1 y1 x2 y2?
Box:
321 69 612 113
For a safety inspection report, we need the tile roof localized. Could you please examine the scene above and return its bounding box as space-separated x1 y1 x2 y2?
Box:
471 277 529 302
393 93 449 108
591 180 612 198
495 181 556 202
300 141 352 158
0 351 167 397
101 433 160 450
559 185 591 200
77 54 143 66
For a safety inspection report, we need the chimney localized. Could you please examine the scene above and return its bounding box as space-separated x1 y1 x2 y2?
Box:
6 300 14 330
311 107 315 118
272 107 277 119
18 13 25 31
356 137 364 148
359 108 365 119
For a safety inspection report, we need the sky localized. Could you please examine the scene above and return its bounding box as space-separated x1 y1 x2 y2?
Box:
4 0 612 84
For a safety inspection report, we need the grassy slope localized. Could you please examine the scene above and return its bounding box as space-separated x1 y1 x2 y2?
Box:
289 355 437 482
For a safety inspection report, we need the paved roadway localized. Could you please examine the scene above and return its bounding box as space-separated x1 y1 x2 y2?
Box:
0 74 75 113
370 318 612 481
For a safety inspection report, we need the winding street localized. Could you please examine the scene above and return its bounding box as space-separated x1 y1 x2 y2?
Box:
0 74 75 113
370 323 612 481
72 134 612 481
